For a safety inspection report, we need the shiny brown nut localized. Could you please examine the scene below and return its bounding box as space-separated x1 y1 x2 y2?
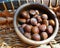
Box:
29 10 36 16
47 25 53 34
32 34 41 41
21 24 27 28
18 18 26 24
41 32 48 39
32 26 39 34
33 15 38 18
49 20 55 26
39 24 47 31
24 32 31 39
24 25 32 32
22 11 30 19
42 20 49 26
42 14 48 20
36 23 41 27
35 10 39 15
30 18 37 25
36 16 42 23
0 17 6 24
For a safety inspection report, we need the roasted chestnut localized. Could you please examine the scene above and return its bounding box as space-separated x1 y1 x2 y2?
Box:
47 25 53 34
26 19 30 24
24 32 31 39
42 20 49 26
21 11 30 19
36 16 42 23
42 14 48 20
24 25 32 32
29 10 36 16
36 23 41 27
30 18 37 25
49 20 55 26
32 26 39 34
32 34 41 41
39 24 47 31
18 18 26 24
41 32 48 39
35 10 40 15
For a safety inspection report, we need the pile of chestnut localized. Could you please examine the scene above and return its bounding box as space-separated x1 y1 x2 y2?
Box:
18 10 55 41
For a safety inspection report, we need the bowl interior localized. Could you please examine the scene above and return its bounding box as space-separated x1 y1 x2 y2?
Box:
14 3 58 45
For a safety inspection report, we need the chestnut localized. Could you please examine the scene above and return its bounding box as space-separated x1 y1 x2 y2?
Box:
21 11 30 19
36 16 42 23
24 32 31 39
42 14 48 20
18 18 26 24
39 24 47 31
47 25 53 34
21 24 27 28
30 18 37 25
35 10 40 15
32 34 41 41
29 10 36 16
41 32 48 39
49 20 55 26
42 20 49 26
24 25 32 32
32 26 39 34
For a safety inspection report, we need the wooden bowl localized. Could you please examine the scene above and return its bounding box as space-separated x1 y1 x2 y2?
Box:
14 3 59 46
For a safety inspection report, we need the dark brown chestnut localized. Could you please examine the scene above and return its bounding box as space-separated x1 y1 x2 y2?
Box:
21 11 30 19
32 34 41 41
30 18 37 25
18 18 26 24
47 25 53 34
49 20 55 26
35 10 39 15
41 32 48 39
36 16 42 23
39 24 47 31
42 20 49 26
29 10 36 16
32 26 39 34
24 32 31 39
42 14 48 20
24 25 32 32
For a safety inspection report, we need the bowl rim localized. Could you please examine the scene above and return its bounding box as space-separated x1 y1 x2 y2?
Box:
14 3 59 46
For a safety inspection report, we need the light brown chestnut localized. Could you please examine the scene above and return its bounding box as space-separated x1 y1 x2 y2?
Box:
41 32 48 39
42 14 48 20
24 25 32 32
30 18 37 25
35 10 39 15
49 20 55 26
22 11 30 19
24 32 31 39
36 16 42 23
32 26 39 34
26 19 30 24
47 25 53 34
29 10 36 16
39 24 47 31
42 20 49 26
32 34 41 41
18 18 26 24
